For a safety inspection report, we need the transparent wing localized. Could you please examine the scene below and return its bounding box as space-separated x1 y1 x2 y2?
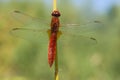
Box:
10 27 49 44
11 10 49 29
58 31 97 49
11 10 50 44
11 10 103 48
57 20 104 49
60 20 103 37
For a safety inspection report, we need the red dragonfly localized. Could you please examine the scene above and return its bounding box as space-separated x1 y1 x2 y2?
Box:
11 10 101 67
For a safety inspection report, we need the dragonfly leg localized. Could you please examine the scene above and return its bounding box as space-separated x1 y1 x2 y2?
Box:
47 29 51 39
57 31 62 39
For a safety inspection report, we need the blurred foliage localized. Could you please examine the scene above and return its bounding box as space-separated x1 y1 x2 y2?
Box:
0 0 120 80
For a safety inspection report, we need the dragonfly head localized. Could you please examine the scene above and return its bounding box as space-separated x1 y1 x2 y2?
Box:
51 10 61 17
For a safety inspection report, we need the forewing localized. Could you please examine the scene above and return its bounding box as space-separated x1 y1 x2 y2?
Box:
60 20 103 37
12 10 49 29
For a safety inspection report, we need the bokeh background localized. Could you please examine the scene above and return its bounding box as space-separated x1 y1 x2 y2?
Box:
0 0 120 80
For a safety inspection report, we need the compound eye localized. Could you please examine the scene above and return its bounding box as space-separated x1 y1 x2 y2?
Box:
51 10 61 17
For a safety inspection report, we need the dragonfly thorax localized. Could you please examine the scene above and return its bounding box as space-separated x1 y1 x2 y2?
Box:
51 24 59 33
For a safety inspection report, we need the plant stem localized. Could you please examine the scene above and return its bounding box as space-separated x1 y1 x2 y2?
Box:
53 0 57 10
55 44 59 80
53 0 58 80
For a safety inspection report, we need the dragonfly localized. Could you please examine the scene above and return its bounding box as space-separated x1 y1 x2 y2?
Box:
10 10 101 67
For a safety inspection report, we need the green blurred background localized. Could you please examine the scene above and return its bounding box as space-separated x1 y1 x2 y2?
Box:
0 0 120 80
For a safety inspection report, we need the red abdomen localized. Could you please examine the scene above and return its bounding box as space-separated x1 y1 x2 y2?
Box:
48 33 57 67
